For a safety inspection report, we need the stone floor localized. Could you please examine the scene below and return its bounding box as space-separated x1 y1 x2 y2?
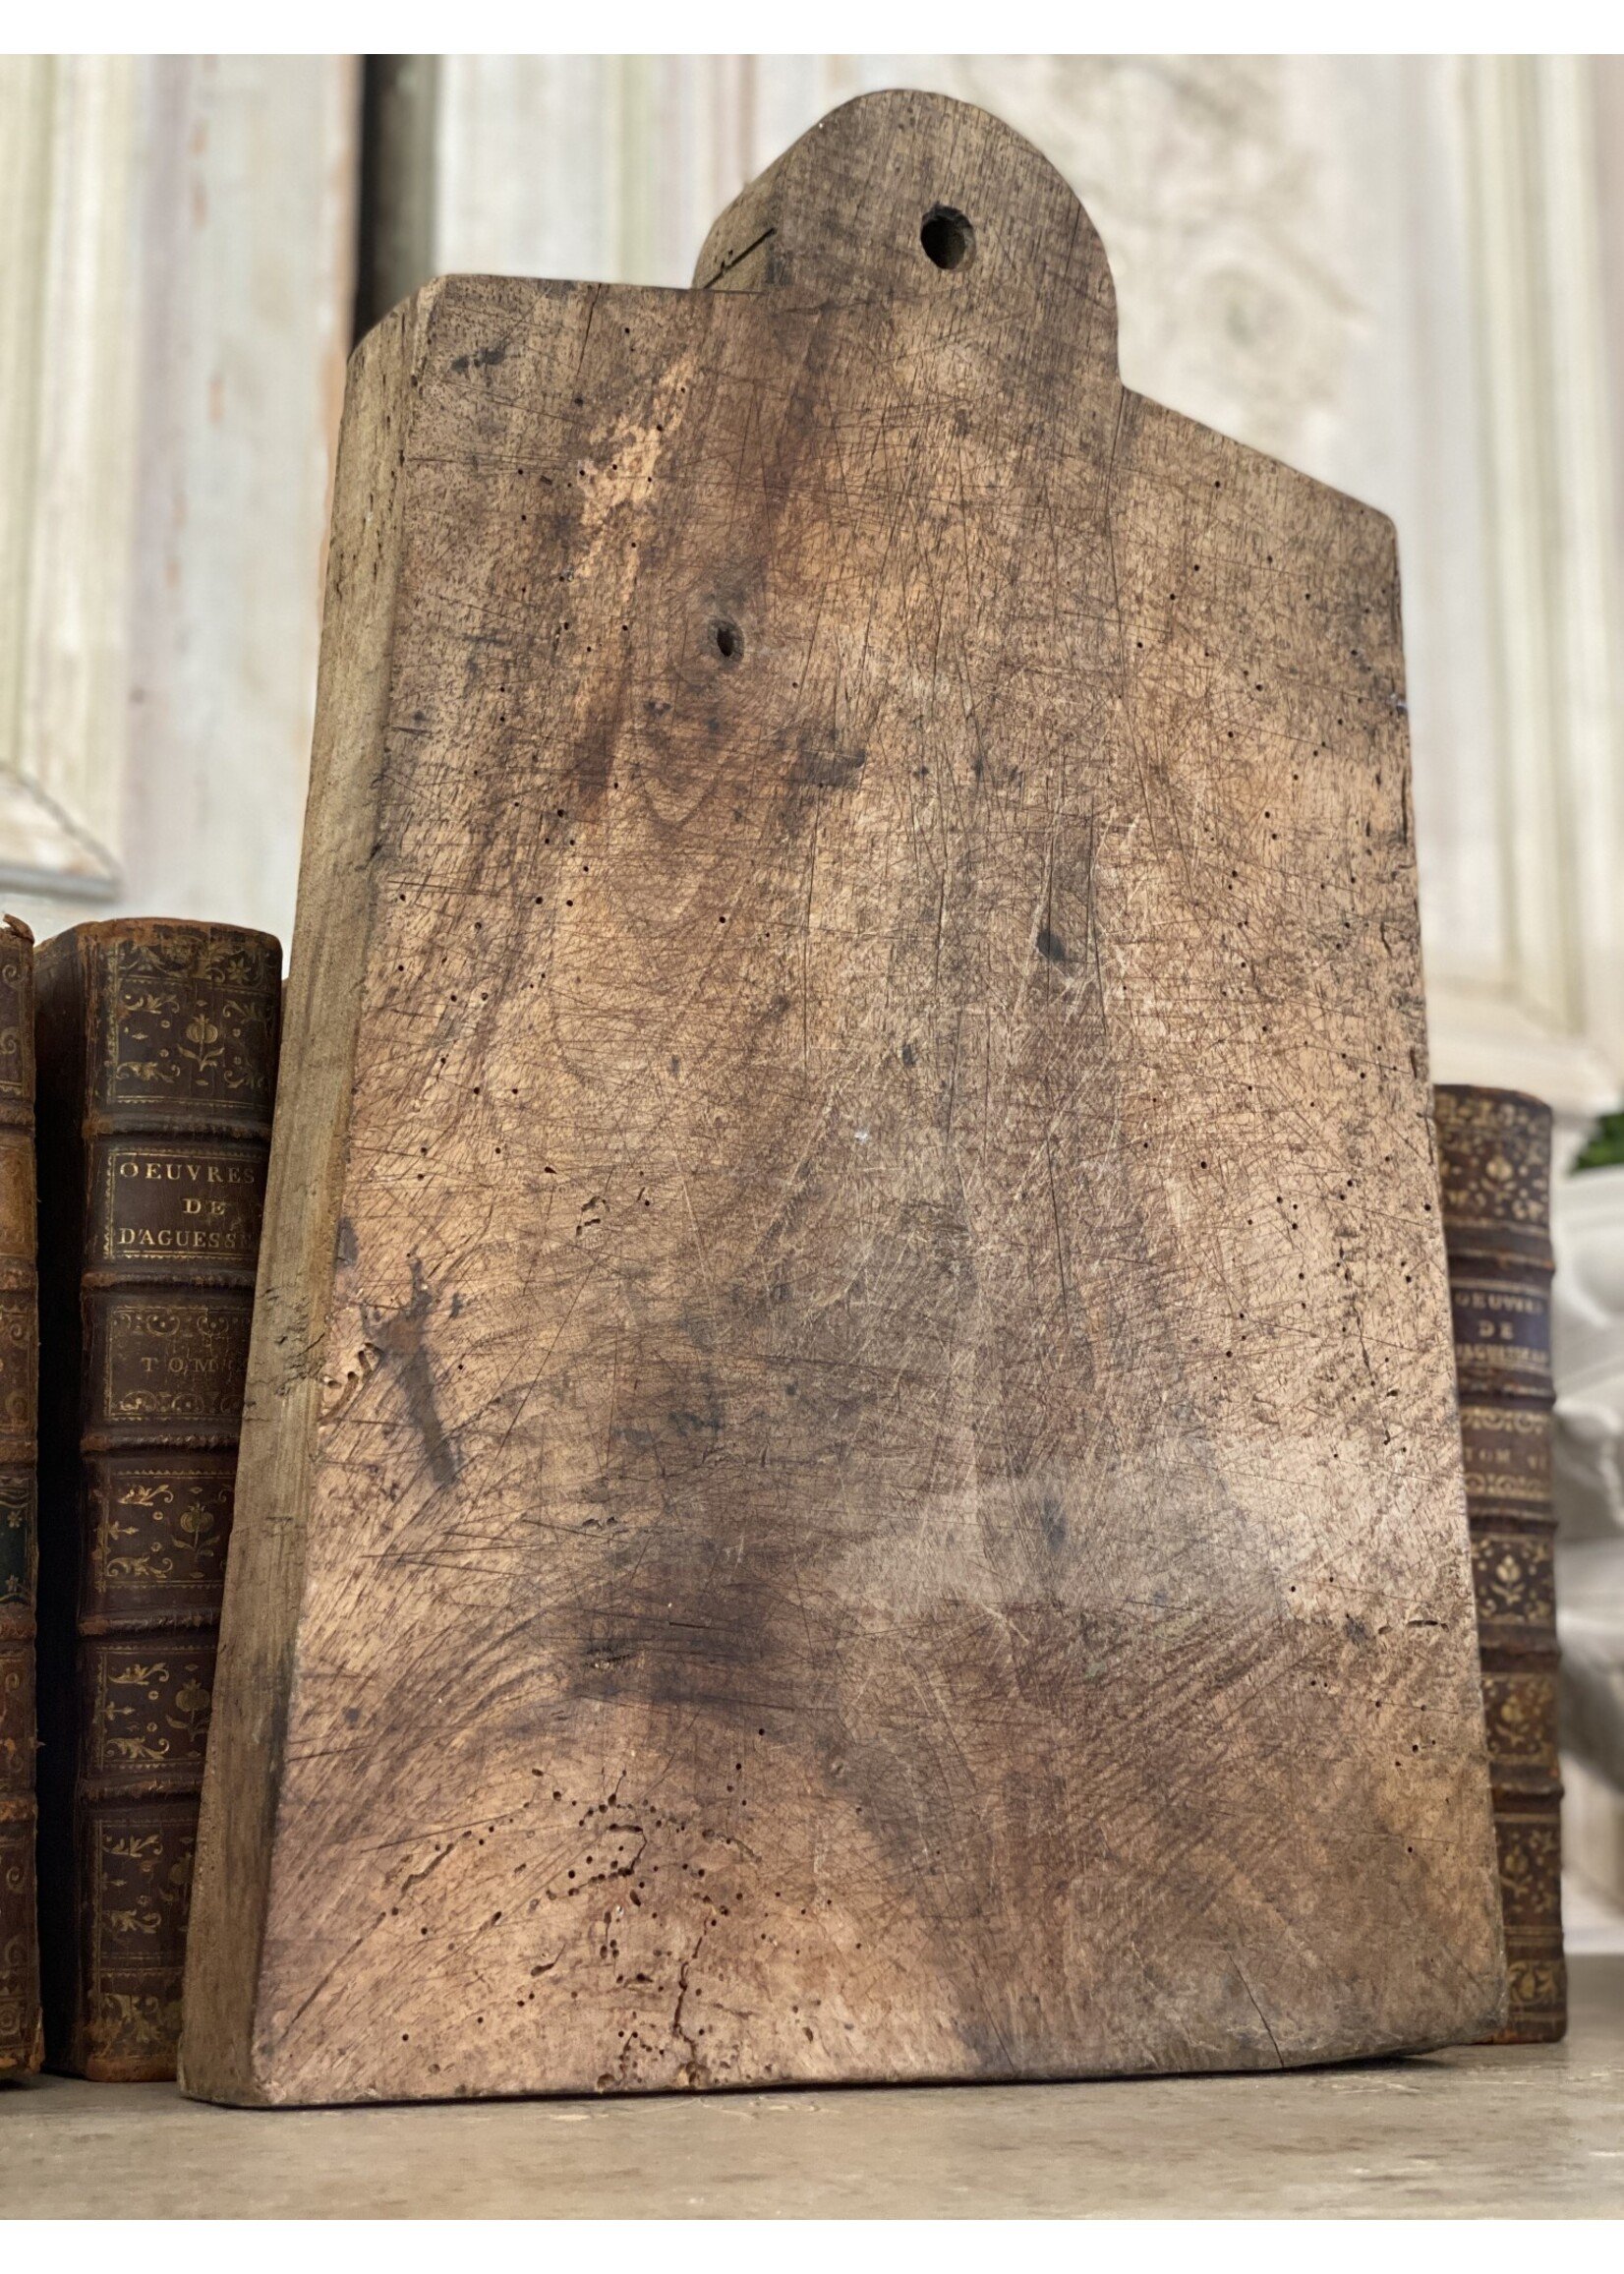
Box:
5 1953 1623 2218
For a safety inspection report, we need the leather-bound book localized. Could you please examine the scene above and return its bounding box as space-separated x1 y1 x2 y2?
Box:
1434 1084 1565 2043
34 920 280 2078
0 916 40 2077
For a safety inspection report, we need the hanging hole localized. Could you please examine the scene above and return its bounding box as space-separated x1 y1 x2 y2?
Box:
921 206 974 271
712 618 742 665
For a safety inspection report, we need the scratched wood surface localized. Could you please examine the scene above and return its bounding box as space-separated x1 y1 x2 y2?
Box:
182 90 1505 2107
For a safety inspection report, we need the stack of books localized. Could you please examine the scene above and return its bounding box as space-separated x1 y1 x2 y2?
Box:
2 917 279 2083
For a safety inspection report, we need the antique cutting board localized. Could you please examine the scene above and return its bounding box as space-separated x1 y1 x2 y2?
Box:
182 90 1505 2106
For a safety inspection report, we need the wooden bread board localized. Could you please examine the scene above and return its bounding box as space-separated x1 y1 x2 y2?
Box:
182 89 1505 2106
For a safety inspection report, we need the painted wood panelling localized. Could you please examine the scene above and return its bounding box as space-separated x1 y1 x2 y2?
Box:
0 57 358 947
0 57 138 903
6 56 1619 1111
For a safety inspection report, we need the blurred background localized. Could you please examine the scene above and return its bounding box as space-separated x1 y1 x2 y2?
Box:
4 51 1624 1929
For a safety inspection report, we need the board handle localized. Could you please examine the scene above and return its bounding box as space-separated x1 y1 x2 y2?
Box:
692 88 1119 376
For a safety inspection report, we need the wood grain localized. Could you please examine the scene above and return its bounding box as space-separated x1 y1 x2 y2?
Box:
182 89 1506 2107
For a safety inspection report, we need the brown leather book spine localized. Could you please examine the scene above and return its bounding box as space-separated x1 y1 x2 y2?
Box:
35 921 280 2079
1434 1083 1565 2043
0 916 40 2076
